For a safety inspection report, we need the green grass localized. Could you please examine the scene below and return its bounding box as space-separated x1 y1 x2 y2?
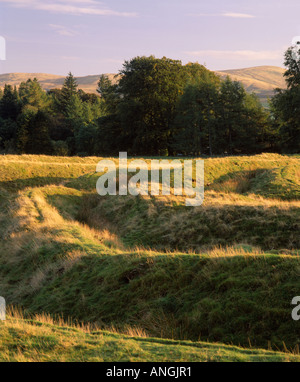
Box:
81 193 299 251
0 186 299 351
1 315 299 362
0 153 299 361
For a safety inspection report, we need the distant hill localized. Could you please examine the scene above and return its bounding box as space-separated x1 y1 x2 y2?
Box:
215 66 286 106
0 73 118 94
0 66 286 105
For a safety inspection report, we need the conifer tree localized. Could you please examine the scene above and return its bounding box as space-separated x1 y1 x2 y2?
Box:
0 84 20 120
60 72 79 115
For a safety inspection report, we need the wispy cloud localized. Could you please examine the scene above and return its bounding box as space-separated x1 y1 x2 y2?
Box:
222 12 255 18
185 50 282 61
192 12 255 19
49 24 78 37
0 0 138 17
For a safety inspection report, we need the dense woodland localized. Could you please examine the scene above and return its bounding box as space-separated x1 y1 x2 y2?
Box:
0 48 299 157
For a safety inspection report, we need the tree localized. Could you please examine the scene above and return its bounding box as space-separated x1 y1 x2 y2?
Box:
219 77 247 154
95 115 121 156
97 75 120 115
172 84 204 156
283 45 300 88
23 111 53 154
19 78 50 111
173 73 269 156
75 123 97 155
52 140 69 156
240 93 270 153
16 109 35 153
115 56 187 155
59 72 79 115
172 73 221 156
271 87 300 152
270 44 300 152
0 117 18 151
65 94 83 121
0 84 20 120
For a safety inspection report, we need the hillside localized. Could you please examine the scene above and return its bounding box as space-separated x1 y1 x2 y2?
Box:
0 66 286 104
0 153 299 362
2 313 299 362
216 66 286 105
0 72 118 94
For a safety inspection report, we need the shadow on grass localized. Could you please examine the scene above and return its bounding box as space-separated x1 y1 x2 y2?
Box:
0 176 72 192
78 192 300 251
208 168 300 200
4 249 300 353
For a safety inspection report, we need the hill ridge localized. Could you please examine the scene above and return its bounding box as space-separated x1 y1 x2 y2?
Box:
0 66 287 105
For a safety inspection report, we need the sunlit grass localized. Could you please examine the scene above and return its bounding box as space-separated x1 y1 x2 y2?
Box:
0 153 299 361
1 308 299 362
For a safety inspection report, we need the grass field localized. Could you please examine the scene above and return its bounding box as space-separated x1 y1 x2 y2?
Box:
1 311 299 362
0 153 299 362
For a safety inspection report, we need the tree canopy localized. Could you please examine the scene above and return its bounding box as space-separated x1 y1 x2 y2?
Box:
270 44 300 152
0 53 297 156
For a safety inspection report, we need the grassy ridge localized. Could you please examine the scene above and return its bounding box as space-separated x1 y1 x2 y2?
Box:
72 154 299 251
0 66 286 103
0 153 299 360
0 155 99 191
0 188 299 350
82 193 299 251
2 315 299 362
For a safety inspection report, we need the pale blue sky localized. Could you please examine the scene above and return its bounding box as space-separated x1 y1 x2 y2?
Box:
0 0 300 75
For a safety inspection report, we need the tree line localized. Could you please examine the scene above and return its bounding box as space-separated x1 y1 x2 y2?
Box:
0 49 299 157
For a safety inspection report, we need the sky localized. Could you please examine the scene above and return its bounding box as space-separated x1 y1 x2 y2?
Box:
0 0 300 76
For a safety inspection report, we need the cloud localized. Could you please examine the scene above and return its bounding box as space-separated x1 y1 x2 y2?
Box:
49 24 78 37
0 0 138 17
185 50 282 61
222 12 255 18
192 12 255 19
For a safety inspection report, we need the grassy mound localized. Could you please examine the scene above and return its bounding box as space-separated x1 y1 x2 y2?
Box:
0 153 299 360
72 154 300 251
2 313 299 362
81 193 299 251
0 186 299 351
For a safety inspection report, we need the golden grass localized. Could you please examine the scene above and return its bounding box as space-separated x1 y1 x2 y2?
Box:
2 310 300 362
0 153 299 359
5 305 148 338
